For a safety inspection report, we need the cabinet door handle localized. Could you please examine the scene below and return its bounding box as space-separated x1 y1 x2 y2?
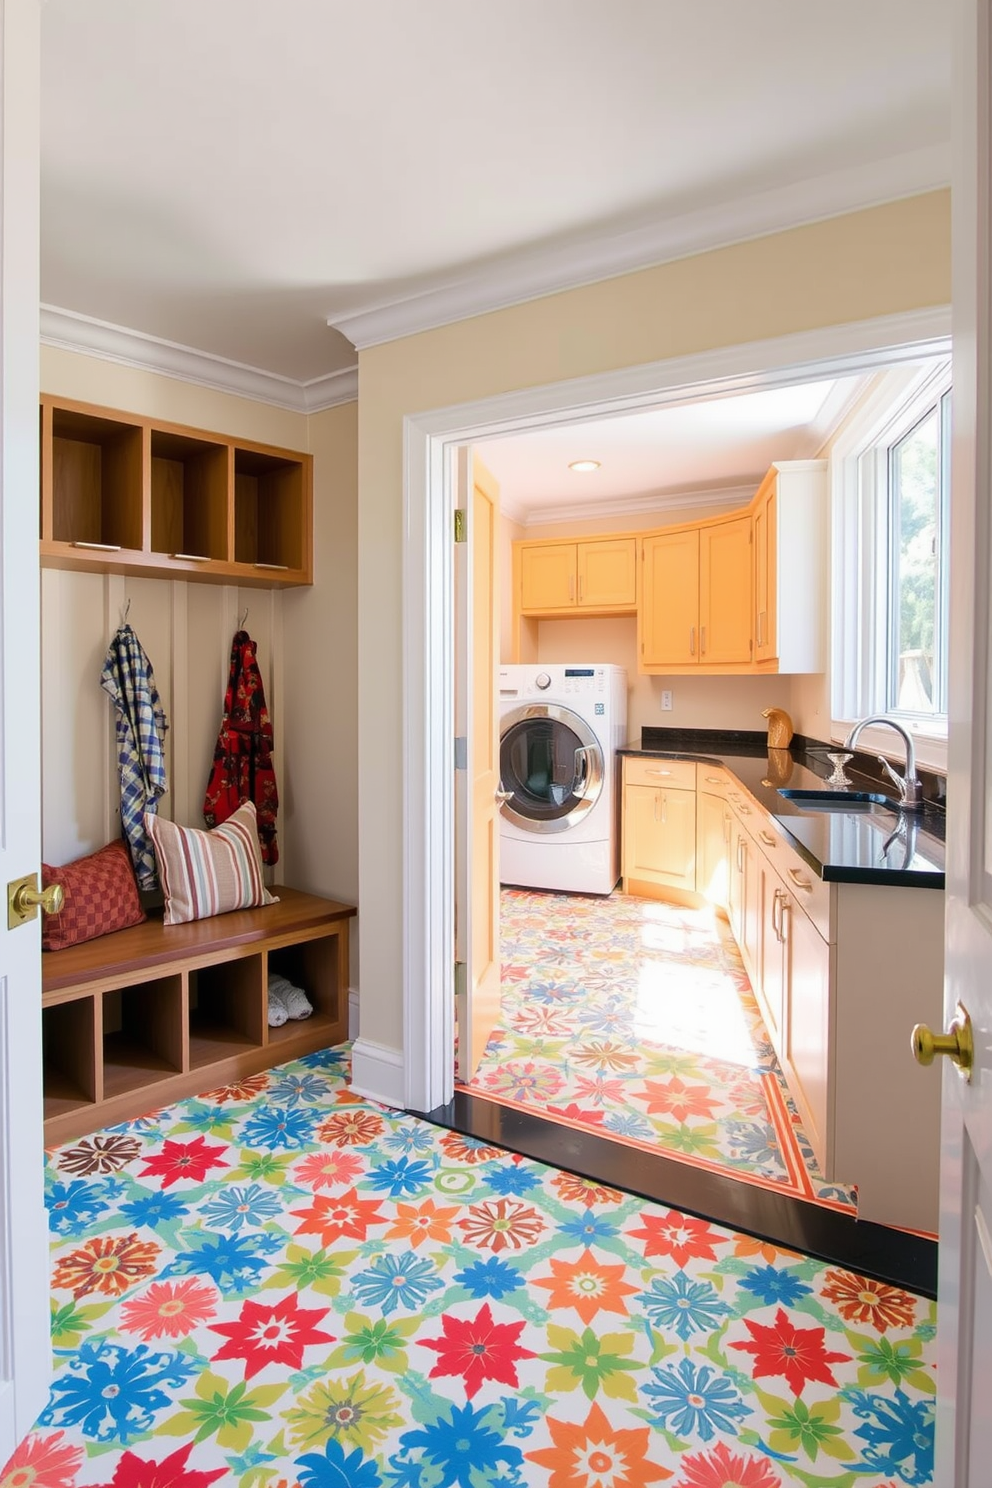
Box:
72 540 122 552
723 812 732 843
771 887 782 940
737 803 751 815
661 792 667 826
568 574 575 601
787 866 813 893
578 574 583 602
759 830 776 847
646 768 673 776
700 625 707 655
689 626 696 656
705 774 724 784
757 610 764 648
737 836 745 873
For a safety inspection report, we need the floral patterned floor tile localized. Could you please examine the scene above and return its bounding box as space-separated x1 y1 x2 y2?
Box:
460 889 857 1212
3 1046 934 1487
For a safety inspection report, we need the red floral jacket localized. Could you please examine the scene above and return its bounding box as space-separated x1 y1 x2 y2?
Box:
203 629 278 864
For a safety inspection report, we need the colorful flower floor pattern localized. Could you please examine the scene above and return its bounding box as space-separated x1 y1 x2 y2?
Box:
3 1046 936 1488
462 889 857 1213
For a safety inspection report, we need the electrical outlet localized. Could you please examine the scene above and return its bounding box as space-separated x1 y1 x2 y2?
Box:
661 690 673 711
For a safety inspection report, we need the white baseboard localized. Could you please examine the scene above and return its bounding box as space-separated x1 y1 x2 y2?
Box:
348 988 359 1041
349 1037 405 1110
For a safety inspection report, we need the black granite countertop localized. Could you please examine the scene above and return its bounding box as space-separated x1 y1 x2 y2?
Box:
620 728 945 890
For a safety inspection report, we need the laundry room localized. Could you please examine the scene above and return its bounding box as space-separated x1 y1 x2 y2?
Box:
453 360 949 1241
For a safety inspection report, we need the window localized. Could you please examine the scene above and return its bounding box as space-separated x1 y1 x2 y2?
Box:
831 357 952 764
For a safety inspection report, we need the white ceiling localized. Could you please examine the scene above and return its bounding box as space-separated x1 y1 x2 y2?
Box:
41 1 951 385
476 375 868 523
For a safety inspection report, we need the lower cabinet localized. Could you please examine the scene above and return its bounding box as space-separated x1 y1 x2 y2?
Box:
781 892 832 1174
696 789 731 907
623 784 696 892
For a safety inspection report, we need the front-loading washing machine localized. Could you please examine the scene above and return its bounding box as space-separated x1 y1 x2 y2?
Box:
498 663 627 895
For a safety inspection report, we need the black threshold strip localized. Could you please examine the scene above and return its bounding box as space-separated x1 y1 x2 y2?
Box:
413 1091 937 1301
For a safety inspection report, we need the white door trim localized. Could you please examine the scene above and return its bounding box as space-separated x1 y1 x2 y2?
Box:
386 305 952 1115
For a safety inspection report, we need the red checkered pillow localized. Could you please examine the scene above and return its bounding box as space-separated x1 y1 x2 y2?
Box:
41 838 146 951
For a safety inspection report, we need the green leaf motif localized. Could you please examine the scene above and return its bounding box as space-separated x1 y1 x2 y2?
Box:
542 1324 640 1401
765 1395 857 1464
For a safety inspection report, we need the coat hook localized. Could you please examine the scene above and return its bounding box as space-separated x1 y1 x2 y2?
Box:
238 605 249 630
120 597 131 625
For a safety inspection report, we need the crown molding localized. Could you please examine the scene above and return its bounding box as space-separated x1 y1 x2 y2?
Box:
518 482 759 529
329 144 951 350
40 305 358 412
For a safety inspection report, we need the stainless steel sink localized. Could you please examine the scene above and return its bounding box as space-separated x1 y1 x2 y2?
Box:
777 788 896 813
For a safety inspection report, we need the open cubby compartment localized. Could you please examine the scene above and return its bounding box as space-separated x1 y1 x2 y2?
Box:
42 995 100 1119
266 933 342 1045
150 429 230 561
234 447 305 571
50 406 144 550
102 974 184 1100
188 954 265 1069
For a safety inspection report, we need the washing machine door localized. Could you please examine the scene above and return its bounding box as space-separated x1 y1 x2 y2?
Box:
499 703 604 833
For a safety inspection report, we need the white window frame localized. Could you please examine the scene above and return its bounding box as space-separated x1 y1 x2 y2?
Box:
830 356 952 774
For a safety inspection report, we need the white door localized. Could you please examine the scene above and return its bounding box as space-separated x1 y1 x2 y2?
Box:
0 0 51 1464
934 3 992 1479
454 452 502 1080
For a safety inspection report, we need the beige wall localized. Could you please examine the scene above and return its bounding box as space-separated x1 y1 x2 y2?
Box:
39 348 359 985
357 190 952 1057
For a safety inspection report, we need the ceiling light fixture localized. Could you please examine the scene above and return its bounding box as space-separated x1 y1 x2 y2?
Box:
568 459 601 473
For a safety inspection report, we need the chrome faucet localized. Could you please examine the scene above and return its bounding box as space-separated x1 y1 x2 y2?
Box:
842 716 925 812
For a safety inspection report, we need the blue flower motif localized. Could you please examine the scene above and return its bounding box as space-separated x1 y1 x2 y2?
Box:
739 1264 813 1308
559 1210 622 1245
267 1072 333 1105
603 1111 653 1139
384 1125 436 1155
226 1444 277 1476
166 1229 282 1293
454 1256 522 1299
350 1251 443 1315
296 1436 382 1488
847 1387 935 1486
528 977 580 1005
172 1102 234 1134
500 1395 542 1436
642 1357 750 1442
39 1338 195 1444
240 1104 314 1150
577 1003 632 1036
635 1273 729 1340
201 1182 284 1231
118 1187 190 1231
396 1401 524 1487
365 1156 433 1198
726 1120 781 1166
483 1164 540 1196
46 1179 111 1236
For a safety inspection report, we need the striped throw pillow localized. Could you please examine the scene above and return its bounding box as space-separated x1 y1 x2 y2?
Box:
145 801 278 925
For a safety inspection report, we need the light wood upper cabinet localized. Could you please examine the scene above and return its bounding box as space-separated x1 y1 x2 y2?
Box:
40 397 313 587
753 470 777 664
698 514 753 665
752 460 827 672
516 536 636 615
640 528 699 665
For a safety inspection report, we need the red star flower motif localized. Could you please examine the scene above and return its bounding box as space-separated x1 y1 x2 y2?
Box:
290 1187 386 1245
627 1209 728 1267
554 1102 606 1126
634 1076 719 1122
418 1303 534 1398
209 1292 335 1380
90 1440 226 1486
730 1306 849 1396
137 1137 228 1189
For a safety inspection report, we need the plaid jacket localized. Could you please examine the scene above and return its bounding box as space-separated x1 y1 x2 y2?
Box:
100 624 169 890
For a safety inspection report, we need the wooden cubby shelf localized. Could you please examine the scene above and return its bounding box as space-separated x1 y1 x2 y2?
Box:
41 886 355 1144
40 396 313 587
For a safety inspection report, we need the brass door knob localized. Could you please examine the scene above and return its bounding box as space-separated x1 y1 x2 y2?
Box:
912 1002 973 1081
7 873 64 929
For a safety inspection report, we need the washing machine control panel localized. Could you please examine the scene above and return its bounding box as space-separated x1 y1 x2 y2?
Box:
534 672 552 690
562 666 607 696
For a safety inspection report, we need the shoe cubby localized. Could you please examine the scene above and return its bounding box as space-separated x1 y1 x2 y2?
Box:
266 933 343 1048
45 404 144 551
42 995 100 1123
188 954 265 1070
40 397 313 586
150 429 230 561
101 974 184 1100
234 446 307 574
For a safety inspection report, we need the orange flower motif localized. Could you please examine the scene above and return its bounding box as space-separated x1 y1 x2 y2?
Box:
440 1131 503 1164
291 1188 386 1245
570 1040 639 1072
293 1150 364 1190
119 1278 219 1341
51 1231 160 1299
551 1172 623 1207
458 1198 545 1252
820 1269 917 1330
385 1198 460 1248
0 1429 84 1488
733 1234 799 1266
634 1076 719 1122
531 1248 639 1325
201 1072 270 1103
317 1110 386 1146
526 1399 671 1487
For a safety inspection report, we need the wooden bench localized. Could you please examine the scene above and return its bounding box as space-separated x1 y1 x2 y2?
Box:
41 886 356 1145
